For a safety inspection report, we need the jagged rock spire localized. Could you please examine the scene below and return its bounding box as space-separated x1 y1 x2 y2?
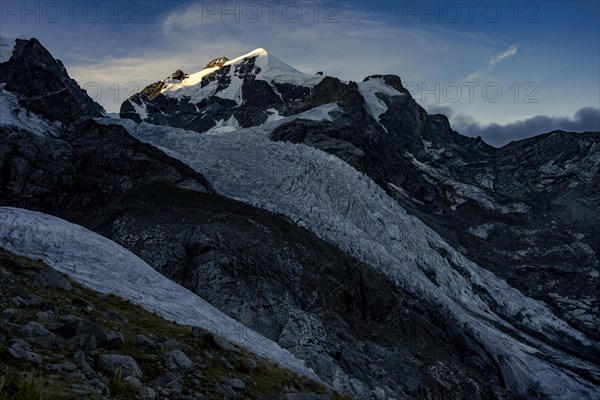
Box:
205 56 229 69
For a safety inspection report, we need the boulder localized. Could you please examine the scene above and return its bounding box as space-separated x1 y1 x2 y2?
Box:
8 342 42 364
163 349 193 372
224 378 245 390
97 354 142 378
19 321 53 338
38 268 72 291
100 331 124 350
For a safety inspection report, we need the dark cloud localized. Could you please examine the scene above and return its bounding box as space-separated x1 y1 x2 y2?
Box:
426 105 455 117
449 107 600 147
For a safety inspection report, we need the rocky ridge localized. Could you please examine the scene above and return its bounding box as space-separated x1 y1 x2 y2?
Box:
0 38 105 123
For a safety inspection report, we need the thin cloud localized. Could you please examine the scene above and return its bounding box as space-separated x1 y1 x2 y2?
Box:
490 44 518 67
466 44 518 81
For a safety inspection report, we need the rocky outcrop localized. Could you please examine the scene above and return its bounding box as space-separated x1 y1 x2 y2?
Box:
205 56 229 69
168 69 189 81
0 120 212 212
0 38 105 122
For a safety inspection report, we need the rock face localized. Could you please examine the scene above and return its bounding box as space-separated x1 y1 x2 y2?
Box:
0 38 105 122
0 120 212 212
205 56 229 69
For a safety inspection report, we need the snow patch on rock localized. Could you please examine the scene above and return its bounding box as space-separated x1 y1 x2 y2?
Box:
357 77 404 121
130 99 148 121
205 115 240 135
0 84 61 136
467 223 496 239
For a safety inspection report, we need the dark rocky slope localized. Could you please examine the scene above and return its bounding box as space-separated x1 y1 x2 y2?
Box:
0 38 105 123
0 121 212 212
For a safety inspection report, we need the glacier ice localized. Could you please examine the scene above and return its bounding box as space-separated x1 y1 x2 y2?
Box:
98 109 600 399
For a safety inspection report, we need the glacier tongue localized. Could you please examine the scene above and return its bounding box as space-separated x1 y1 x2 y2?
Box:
99 111 600 399
0 207 320 381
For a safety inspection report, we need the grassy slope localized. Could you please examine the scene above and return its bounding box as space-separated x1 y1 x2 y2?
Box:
0 248 352 400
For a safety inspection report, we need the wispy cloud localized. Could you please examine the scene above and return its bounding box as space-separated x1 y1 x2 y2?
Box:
490 45 518 66
466 44 518 81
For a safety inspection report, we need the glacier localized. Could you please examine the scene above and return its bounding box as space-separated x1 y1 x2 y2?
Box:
0 207 320 381
97 108 600 399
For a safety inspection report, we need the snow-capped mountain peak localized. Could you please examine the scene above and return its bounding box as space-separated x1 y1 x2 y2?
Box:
157 48 322 105
224 47 300 75
183 47 300 83
120 47 329 127
228 47 269 61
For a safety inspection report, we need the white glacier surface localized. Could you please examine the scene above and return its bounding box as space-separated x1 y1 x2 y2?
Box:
0 207 320 381
98 112 600 399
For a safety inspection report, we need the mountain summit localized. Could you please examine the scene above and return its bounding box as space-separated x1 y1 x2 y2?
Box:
0 36 105 123
120 48 324 129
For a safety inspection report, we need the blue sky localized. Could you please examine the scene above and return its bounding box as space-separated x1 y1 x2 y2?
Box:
1 0 598 145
